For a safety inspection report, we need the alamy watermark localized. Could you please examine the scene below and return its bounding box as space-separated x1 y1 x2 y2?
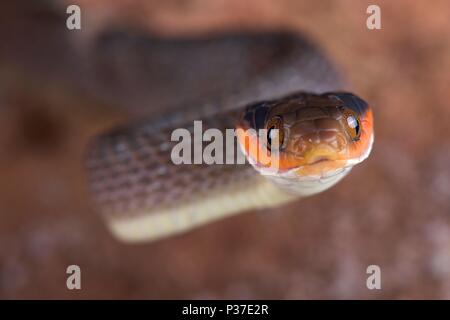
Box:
367 5 382 30
170 121 282 172
66 5 81 30
366 265 382 290
65 4 381 31
66 265 81 290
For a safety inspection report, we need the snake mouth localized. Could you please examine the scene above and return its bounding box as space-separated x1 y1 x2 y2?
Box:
304 147 340 164
291 145 347 176
307 157 334 166
248 147 349 179
308 157 333 165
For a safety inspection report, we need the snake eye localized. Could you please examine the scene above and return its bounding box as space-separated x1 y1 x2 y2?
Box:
343 110 361 141
266 116 284 151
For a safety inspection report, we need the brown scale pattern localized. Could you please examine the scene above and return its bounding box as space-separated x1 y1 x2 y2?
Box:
86 110 257 218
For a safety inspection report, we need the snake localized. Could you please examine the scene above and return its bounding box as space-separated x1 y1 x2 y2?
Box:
85 31 374 243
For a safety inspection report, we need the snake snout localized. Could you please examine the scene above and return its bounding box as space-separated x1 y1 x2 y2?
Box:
287 117 348 161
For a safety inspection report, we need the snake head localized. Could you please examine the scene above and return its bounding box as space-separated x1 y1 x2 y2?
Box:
236 92 374 193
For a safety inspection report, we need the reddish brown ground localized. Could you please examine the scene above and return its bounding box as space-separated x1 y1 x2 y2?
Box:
0 0 450 299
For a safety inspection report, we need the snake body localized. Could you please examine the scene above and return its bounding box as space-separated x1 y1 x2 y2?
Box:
86 32 374 243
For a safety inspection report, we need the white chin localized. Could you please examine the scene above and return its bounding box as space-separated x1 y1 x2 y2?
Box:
258 165 353 197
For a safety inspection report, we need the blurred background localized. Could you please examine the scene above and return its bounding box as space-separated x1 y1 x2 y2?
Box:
0 0 450 299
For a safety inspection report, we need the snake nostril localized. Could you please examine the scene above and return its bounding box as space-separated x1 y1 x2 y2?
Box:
294 139 307 154
333 134 348 151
